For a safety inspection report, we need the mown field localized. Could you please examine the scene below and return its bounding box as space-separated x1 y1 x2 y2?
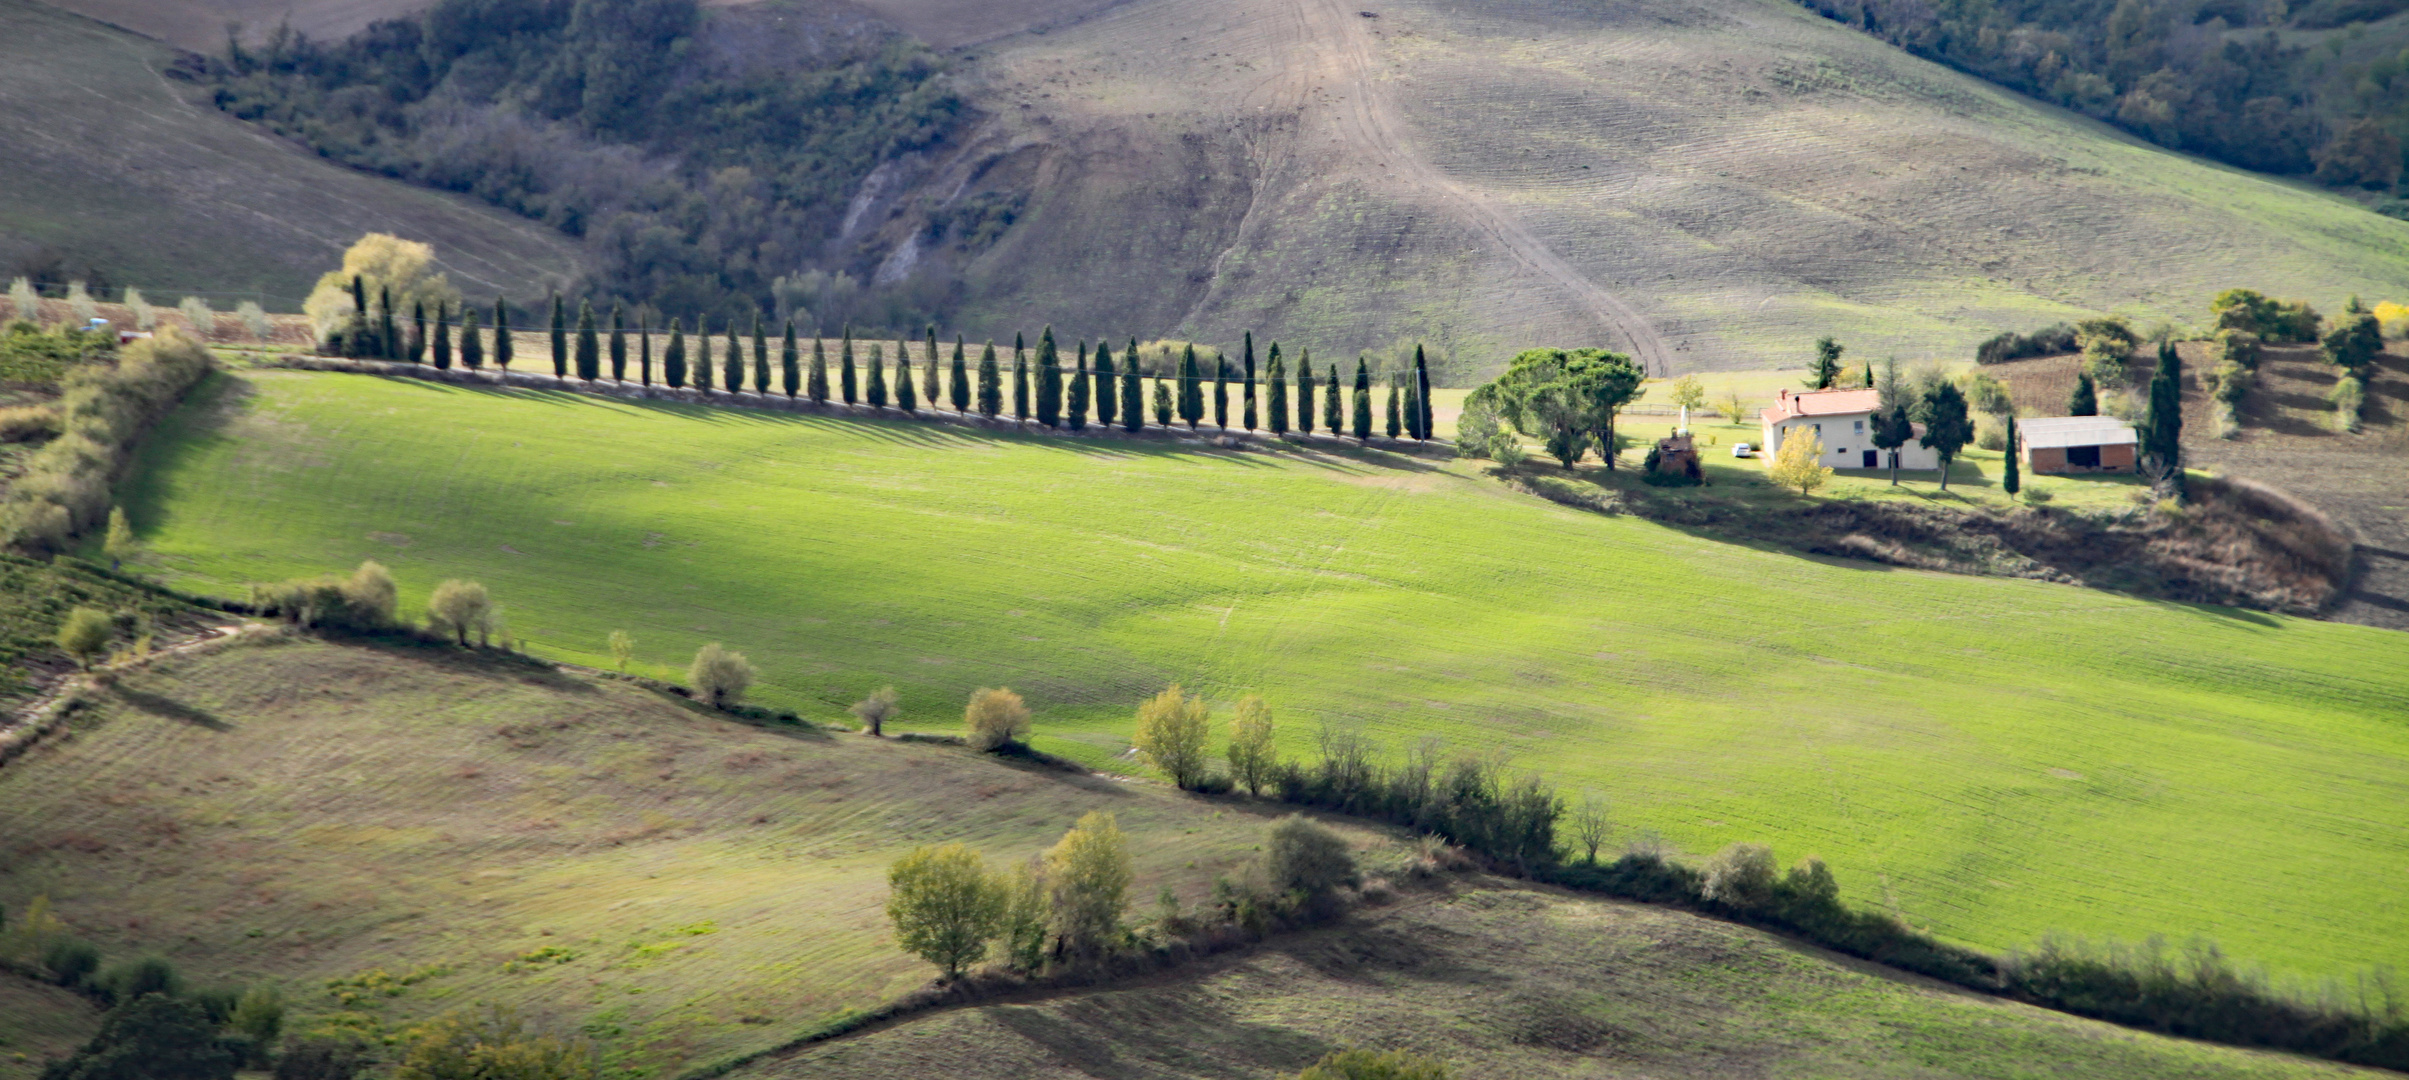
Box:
0 637 1382 1077
113 368 2409 984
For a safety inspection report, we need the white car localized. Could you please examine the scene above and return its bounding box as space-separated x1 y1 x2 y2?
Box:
1731 442 1754 458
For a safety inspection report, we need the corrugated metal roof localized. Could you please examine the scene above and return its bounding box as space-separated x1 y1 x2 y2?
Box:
2020 416 2138 449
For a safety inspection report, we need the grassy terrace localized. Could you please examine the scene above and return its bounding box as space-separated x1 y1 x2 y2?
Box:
115 367 2409 981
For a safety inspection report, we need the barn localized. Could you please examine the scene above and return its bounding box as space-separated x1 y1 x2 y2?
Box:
2018 416 2138 474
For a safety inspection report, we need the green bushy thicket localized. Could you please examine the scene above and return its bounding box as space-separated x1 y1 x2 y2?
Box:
205 0 963 315
0 555 190 698
1974 323 2077 365
0 331 212 554
0 319 113 385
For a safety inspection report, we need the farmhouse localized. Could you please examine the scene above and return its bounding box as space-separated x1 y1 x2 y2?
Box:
2017 416 2137 473
1761 388 1940 471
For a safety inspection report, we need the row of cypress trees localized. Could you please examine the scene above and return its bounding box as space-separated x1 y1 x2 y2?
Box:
327 275 513 372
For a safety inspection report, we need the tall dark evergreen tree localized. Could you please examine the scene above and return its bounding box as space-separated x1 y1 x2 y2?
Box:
896 341 917 413
2069 372 2098 416
1154 378 1174 426
639 314 652 386
867 342 889 408
809 334 829 402
1415 345 1433 441
753 315 771 396
1325 363 1344 434
2002 414 2022 496
1177 344 1204 429
609 303 627 382
949 335 970 412
1385 377 1402 439
460 307 484 369
351 274 368 328
922 327 941 406
378 285 399 359
1352 358 1374 442
781 322 800 398
1242 332 1258 431
1122 339 1144 432
1213 354 1230 429
1067 340 1090 430
575 300 600 381
1297 350 1316 435
493 296 512 370
664 317 687 388
1265 344 1288 435
549 293 567 377
2143 340 2185 496
1012 333 1030 424
977 341 1002 417
410 300 427 364
696 316 715 392
431 302 453 369
841 328 859 405
1036 327 1063 427
723 319 742 393
1095 339 1119 428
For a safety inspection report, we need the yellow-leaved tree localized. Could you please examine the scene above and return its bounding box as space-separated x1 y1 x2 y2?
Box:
1132 683 1212 790
1045 810 1131 957
1766 430 1833 496
304 234 462 339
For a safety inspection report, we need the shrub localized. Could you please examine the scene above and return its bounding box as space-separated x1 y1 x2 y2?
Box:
1264 814 1358 899
275 1037 364 1080
0 405 59 442
179 296 213 338
237 302 273 341
1975 323 2078 364
1133 683 1213 789
56 605 112 667
2215 328 2262 369
963 687 1030 750
43 936 101 987
1294 1048 1452 1080
0 330 211 553
850 685 899 736
1699 843 1777 906
1225 695 1277 796
43 992 235 1080
607 629 633 672
686 643 752 707
99 955 183 1004
393 1007 596 1080
425 580 493 645
885 843 1005 979
8 276 35 321
230 986 285 1054
1046 811 1132 958
257 561 398 632
2330 377 2365 433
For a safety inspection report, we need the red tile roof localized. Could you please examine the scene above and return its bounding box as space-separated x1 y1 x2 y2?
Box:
1760 387 1880 426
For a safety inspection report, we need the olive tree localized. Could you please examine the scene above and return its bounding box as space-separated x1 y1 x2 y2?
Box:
851 685 899 736
964 687 1030 750
687 643 752 708
425 580 493 646
1264 815 1357 898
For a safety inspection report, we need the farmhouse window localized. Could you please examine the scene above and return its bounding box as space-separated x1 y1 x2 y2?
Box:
1853 420 1864 434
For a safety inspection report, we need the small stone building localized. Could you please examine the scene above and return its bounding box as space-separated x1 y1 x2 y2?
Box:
1650 432 1699 478
2018 416 2138 474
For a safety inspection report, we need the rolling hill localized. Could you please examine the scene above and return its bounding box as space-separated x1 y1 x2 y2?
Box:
27 0 2409 373
0 0 579 312
113 367 2409 985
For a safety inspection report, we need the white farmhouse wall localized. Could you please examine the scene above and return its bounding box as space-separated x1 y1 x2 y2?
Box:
1762 415 1940 471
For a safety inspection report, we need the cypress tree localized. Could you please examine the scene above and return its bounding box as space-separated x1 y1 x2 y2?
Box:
1324 363 1344 434
1297 348 1316 434
575 300 600 381
1154 377 1174 427
867 341 889 408
2143 340 2184 491
609 303 627 382
1122 339 1144 432
411 300 427 364
781 322 800 398
977 341 1002 417
1243 332 1258 431
809 334 829 402
549 293 567 377
460 307 483 370
695 317 714 392
351 274 367 327
493 297 512 371
897 340 917 413
723 320 743 393
2069 371 2098 416
1213 355 1229 429
1177 344 1203 429
922 327 941 406
1402 374 1422 441
1095 340 1118 428
949 335 970 412
1352 358 1373 442
1012 333 1030 424
665 317 687 388
1067 339 1089 430
379 285 398 359
841 328 858 404
2002 414 2022 496
1385 377 1402 439
753 315 771 397
1406 347 1426 445
431 302 453 369
1036 327 1062 427
639 314 652 386
1265 344 1288 435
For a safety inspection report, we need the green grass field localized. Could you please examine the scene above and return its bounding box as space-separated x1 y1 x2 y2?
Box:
0 636 1381 1077
116 369 2409 983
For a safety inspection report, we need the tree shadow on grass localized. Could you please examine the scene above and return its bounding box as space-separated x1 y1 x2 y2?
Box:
111 685 229 730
